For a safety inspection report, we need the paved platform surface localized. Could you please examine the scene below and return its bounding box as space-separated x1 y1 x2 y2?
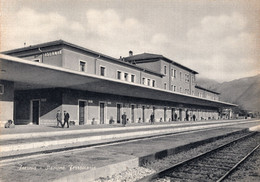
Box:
0 119 259 182
1 119 259 156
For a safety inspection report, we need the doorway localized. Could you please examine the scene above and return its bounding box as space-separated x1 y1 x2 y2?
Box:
100 102 105 124
131 105 135 123
164 107 167 122
117 104 122 123
31 100 40 125
79 101 86 125
142 106 145 122
171 108 175 121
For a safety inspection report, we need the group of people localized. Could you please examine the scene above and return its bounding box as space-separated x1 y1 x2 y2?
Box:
56 110 70 128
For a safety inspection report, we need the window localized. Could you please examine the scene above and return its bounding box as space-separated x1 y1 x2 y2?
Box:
185 74 190 82
174 86 176 92
124 73 128 81
180 72 182 81
147 79 150 86
0 84 4 95
185 89 190 94
174 70 177 78
171 69 174 77
180 87 182 93
117 71 121 80
100 66 105 76
164 66 167 75
131 75 135 83
152 80 156 87
164 83 167 89
142 78 146 85
79 61 86 72
192 76 195 84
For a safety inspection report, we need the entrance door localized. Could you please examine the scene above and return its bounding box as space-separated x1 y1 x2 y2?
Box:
142 106 145 122
131 105 135 123
32 100 40 125
153 107 156 118
171 108 175 121
164 107 167 122
100 103 105 124
79 101 85 125
117 104 121 123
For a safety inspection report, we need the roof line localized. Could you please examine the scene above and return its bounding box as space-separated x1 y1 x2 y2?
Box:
125 53 198 74
195 85 220 95
2 40 164 77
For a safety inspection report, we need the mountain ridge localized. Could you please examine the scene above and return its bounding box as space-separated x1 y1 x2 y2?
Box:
196 74 260 111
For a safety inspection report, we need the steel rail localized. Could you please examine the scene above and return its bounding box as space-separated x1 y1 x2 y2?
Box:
138 131 258 182
216 143 260 182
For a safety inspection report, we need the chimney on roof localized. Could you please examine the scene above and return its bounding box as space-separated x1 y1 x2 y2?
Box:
129 50 133 56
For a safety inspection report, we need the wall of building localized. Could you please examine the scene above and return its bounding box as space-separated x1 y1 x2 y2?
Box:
0 80 14 125
133 60 161 73
15 89 62 125
62 48 163 88
158 60 196 95
10 49 63 67
195 87 219 101
12 87 220 126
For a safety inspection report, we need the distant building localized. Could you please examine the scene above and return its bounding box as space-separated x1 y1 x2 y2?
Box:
0 40 235 126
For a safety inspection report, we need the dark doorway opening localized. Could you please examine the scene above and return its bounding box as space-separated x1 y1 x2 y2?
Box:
32 100 40 125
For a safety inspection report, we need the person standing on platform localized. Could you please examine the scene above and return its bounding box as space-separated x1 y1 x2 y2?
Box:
150 113 155 124
193 114 196 121
56 110 62 127
122 112 127 127
63 111 70 128
174 113 178 121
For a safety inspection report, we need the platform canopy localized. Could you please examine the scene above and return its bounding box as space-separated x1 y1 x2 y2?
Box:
0 54 236 108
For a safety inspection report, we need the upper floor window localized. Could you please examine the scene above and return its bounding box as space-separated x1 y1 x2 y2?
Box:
174 86 176 92
180 72 182 81
117 71 121 80
180 87 182 93
131 74 135 83
164 83 167 89
185 74 190 82
174 70 177 78
124 73 128 81
142 78 146 85
79 61 86 72
147 79 151 86
0 84 4 95
152 80 156 87
164 66 167 75
192 76 195 84
171 69 174 77
100 66 105 76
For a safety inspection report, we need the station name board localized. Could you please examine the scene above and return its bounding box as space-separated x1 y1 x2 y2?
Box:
44 50 62 57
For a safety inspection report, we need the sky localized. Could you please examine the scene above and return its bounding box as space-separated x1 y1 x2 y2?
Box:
1 0 259 82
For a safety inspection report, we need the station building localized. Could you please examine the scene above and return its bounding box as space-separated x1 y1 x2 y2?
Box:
0 40 235 126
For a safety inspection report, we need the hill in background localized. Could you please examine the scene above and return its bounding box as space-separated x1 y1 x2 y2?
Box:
196 74 260 112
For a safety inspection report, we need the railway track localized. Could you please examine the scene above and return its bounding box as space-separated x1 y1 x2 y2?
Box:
139 132 260 182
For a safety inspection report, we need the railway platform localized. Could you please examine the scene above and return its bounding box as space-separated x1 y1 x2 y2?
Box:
0 119 259 182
